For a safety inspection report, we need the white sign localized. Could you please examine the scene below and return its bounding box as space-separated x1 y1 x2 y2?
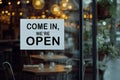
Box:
20 19 64 50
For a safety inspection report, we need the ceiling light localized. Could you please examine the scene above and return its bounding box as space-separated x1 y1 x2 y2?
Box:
32 0 45 10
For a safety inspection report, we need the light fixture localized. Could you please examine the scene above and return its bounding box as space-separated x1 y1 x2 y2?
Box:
60 1 68 10
83 14 87 19
51 4 60 15
41 14 46 18
83 13 92 20
7 12 11 16
55 11 62 16
45 10 49 13
89 13 92 19
26 0 30 4
1 11 4 14
5 10 8 14
12 12 15 16
17 1 21 5
30 16 36 19
67 3 73 10
37 16 41 19
8 2 11 5
0 0 2 4
32 0 45 10
61 13 68 19
19 12 23 16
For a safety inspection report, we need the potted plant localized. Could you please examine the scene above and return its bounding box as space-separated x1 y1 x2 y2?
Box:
97 22 120 60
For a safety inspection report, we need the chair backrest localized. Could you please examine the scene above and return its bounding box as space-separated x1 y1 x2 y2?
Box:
2 62 15 80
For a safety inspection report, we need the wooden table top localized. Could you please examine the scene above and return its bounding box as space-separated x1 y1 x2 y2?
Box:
22 64 71 76
30 54 68 61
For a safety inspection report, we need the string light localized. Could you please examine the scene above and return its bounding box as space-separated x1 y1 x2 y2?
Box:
45 10 49 13
89 13 92 19
48 16 53 19
30 16 36 19
1 11 4 14
12 12 15 16
67 3 73 10
5 10 8 14
8 2 11 5
0 2 2 4
42 12 45 14
32 0 45 10
56 11 62 16
37 16 41 19
26 0 30 4
17 1 21 5
0 0 2 4
51 4 60 15
60 1 68 10
83 14 87 19
61 13 68 19
19 12 23 16
0 0 76 22
8 12 11 16
41 14 46 18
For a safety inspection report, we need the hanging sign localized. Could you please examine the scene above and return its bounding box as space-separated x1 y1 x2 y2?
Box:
20 19 64 50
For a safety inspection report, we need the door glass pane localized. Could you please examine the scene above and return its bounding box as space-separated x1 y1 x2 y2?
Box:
97 0 120 80
0 0 80 80
83 0 93 80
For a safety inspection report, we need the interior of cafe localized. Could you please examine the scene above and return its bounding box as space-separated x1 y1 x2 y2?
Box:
0 0 120 80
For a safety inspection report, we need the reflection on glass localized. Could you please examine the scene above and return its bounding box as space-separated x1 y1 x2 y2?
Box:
49 62 55 70
40 52 44 56
47 52 54 58
38 63 44 70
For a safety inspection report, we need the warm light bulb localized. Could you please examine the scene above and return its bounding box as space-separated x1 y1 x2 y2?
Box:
12 12 15 16
51 4 60 15
63 3 67 7
26 0 30 4
53 7 59 12
17 1 21 5
35 0 41 6
89 14 92 19
56 11 62 16
61 13 68 19
5 10 8 14
83 14 87 19
41 14 46 18
37 16 41 19
19 12 23 16
30 16 36 19
45 10 49 13
32 0 45 10
1 11 4 14
8 13 11 16
67 3 73 10
0 1 2 4
60 1 68 10
48 16 53 19
42 12 45 14
8 2 11 5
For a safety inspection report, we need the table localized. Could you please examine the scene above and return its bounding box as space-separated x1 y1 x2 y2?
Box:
22 64 71 80
23 64 70 75
30 54 68 61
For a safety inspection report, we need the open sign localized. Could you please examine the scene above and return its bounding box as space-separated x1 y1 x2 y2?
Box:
20 19 64 50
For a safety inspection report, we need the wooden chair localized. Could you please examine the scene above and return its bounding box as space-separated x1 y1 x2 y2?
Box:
2 62 15 80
